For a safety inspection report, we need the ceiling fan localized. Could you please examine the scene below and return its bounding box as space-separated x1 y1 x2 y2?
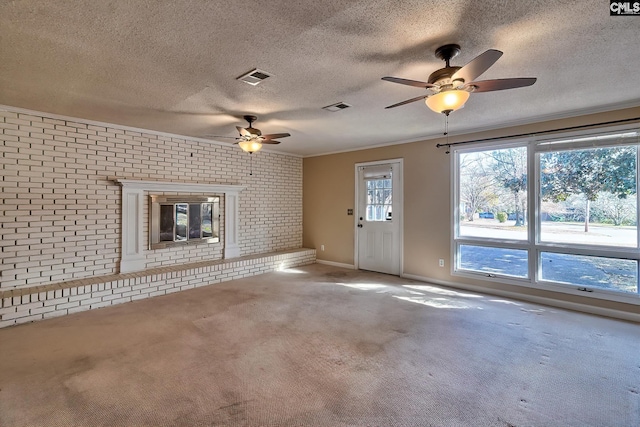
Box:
382 44 537 115
209 115 291 153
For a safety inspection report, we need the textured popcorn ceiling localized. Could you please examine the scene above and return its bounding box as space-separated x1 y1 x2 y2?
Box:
1 1 639 156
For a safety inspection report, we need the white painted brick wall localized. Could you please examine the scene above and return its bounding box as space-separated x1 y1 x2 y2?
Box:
1 109 302 290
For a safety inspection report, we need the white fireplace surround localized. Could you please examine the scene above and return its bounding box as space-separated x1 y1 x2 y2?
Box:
115 179 245 273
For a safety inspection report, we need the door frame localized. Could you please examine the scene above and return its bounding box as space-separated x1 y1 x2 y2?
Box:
354 158 404 275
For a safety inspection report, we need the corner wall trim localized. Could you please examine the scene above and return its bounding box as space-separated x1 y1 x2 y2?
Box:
401 273 640 324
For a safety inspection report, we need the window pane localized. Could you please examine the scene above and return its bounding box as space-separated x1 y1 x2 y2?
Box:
374 189 383 204
540 145 637 247
188 204 201 239
159 205 174 242
365 178 393 222
375 205 383 221
458 147 528 240
202 203 213 238
175 204 188 241
459 244 528 278
540 252 638 294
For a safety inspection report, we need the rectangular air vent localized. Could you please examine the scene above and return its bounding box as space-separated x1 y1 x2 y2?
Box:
237 68 272 86
322 102 352 112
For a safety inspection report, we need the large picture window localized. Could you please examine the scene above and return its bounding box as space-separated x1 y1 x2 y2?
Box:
454 128 640 302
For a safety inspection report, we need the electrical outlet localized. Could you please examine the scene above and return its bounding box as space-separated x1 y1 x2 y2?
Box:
321 245 325 251
438 259 445 267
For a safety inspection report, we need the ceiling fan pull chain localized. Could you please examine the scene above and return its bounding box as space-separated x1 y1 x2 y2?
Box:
443 113 450 140
444 113 448 137
444 115 451 154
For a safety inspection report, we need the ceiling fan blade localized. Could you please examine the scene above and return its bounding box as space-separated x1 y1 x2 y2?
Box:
465 77 537 93
236 126 251 137
262 133 290 140
451 49 503 84
382 77 435 89
261 140 282 145
385 94 429 109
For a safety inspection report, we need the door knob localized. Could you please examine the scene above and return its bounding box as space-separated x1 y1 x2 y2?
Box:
357 224 363 228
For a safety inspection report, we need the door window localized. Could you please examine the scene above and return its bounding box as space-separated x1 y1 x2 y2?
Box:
365 177 393 221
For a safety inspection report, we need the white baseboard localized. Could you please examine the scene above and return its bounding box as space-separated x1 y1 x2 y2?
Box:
401 273 640 324
316 260 356 270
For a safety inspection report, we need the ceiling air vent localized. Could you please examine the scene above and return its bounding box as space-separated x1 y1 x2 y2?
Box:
237 68 272 86
322 102 352 112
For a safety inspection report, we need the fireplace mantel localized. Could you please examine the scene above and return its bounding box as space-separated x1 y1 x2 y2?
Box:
114 179 245 273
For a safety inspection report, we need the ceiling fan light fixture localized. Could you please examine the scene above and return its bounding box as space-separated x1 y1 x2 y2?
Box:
238 139 263 154
425 90 470 115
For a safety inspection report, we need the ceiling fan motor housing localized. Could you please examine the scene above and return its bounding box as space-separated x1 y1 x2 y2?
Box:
242 115 262 137
245 127 262 137
430 44 465 89
428 66 462 86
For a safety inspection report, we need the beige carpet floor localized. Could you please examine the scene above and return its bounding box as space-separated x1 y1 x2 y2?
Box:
0 264 639 426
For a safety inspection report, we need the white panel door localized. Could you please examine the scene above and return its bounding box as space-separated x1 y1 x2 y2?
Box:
357 161 401 275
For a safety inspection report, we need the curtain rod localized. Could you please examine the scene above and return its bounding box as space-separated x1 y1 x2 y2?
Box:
435 116 640 150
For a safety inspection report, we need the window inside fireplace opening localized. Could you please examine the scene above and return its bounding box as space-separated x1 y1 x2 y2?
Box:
150 196 220 249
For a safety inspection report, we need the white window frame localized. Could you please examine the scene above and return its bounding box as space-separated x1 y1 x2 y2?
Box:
451 125 640 305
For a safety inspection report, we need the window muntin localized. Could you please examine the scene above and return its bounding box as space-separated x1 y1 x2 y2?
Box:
150 196 220 249
454 129 640 301
366 178 392 221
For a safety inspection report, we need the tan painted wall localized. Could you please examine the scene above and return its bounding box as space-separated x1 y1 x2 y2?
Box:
303 106 640 316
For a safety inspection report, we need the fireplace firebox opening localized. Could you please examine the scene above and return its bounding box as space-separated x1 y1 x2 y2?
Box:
150 195 220 249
